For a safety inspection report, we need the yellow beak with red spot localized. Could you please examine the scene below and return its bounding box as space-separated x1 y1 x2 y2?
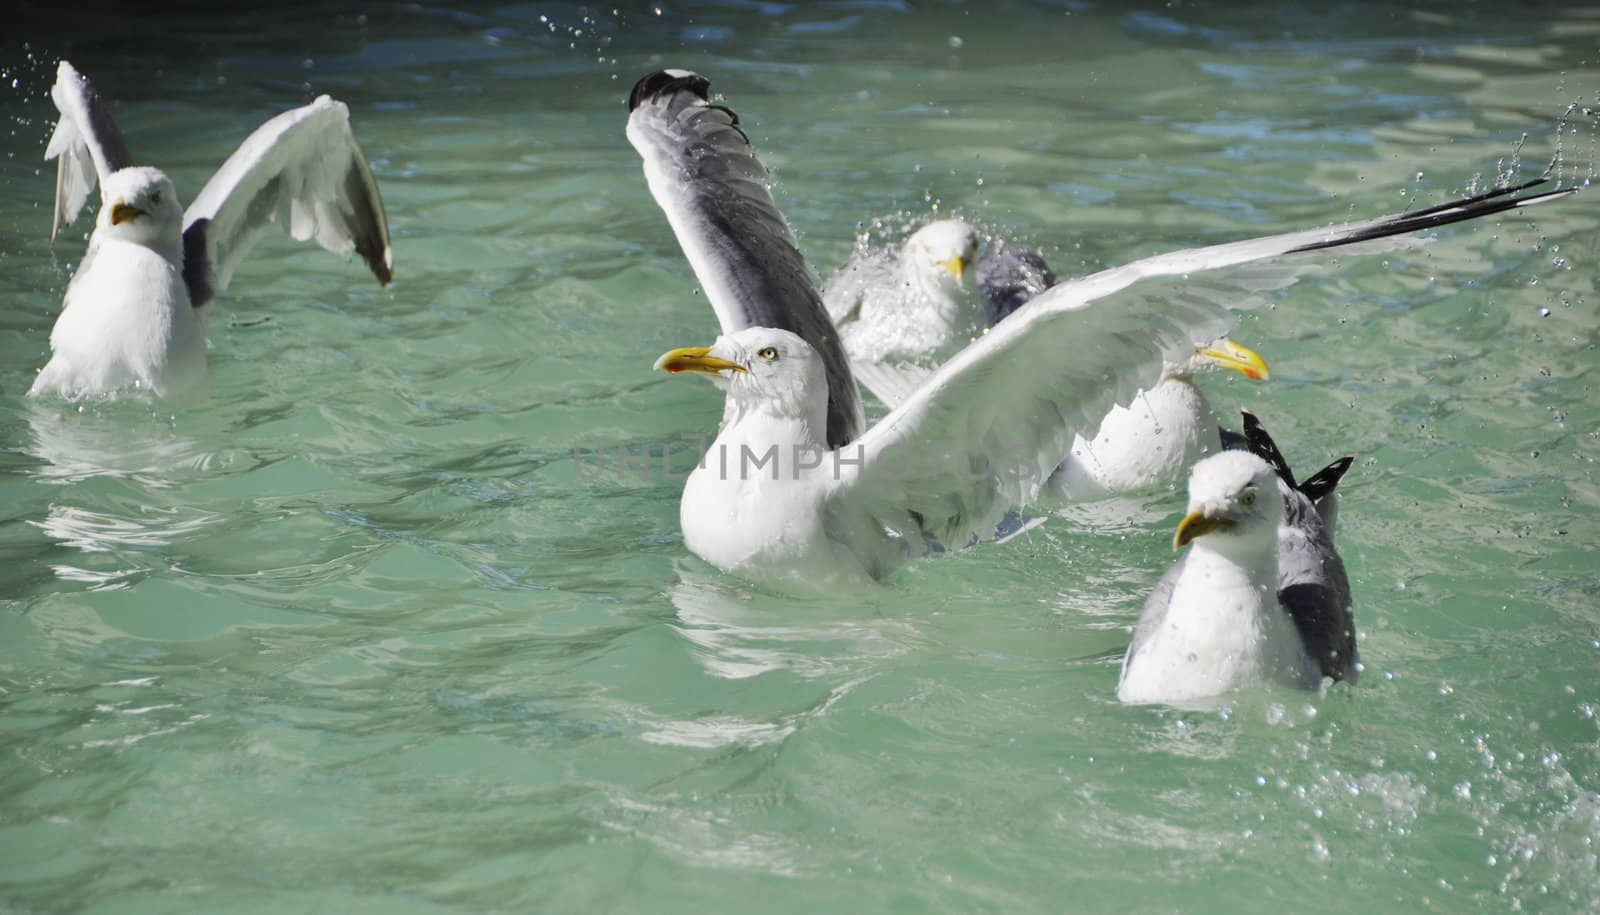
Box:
654 346 747 377
1196 339 1270 381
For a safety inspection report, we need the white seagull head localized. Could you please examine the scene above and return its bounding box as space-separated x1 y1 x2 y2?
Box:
904 219 979 292
1174 451 1283 556
655 326 828 422
97 166 182 247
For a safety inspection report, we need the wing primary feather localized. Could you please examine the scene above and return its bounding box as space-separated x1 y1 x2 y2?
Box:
181 221 215 306
1242 409 1354 501
1284 176 1575 254
628 70 711 112
1298 456 1355 503
627 69 864 446
180 96 392 308
47 61 135 240
1240 409 1297 489
341 149 394 285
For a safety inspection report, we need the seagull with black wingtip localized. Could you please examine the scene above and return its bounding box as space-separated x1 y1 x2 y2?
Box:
29 61 393 400
1117 412 1357 704
626 67 1573 588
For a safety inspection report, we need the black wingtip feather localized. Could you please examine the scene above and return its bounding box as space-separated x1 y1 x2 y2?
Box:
1241 409 1356 502
1285 175 1578 256
64 62 134 173
1240 409 1297 489
629 70 711 112
343 159 393 287
1299 456 1355 503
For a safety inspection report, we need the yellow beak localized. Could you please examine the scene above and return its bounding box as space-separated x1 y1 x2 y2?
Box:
938 255 967 283
109 202 144 226
653 346 747 377
1196 339 1270 381
1173 511 1234 550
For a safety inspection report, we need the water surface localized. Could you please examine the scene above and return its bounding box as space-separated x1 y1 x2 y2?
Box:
2 3 1598 912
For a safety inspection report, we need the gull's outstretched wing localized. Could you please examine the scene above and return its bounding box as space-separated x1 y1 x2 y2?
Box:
45 61 135 240
627 70 864 448
181 97 392 308
831 177 1575 549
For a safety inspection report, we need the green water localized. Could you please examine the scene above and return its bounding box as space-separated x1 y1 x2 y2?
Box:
2 2 1598 912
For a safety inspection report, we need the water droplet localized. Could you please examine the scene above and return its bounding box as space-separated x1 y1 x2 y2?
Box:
947 36 963 48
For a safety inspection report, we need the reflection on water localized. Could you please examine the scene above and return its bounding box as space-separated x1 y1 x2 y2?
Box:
668 568 921 681
32 505 221 554
23 402 216 487
19 404 230 587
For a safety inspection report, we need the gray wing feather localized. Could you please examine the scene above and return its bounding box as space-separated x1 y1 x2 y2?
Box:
45 61 135 240
626 70 864 448
182 96 392 308
1277 487 1357 682
1241 412 1359 681
975 241 1055 322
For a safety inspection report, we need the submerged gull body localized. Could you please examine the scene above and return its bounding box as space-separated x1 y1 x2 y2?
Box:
30 61 393 400
1048 339 1269 499
627 68 1573 588
1118 417 1356 705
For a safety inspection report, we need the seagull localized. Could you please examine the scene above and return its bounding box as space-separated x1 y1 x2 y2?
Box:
823 217 1060 365
822 218 982 364
28 61 393 400
837 222 1273 500
1048 338 1269 499
1117 416 1357 705
1116 451 1316 703
627 68 1573 588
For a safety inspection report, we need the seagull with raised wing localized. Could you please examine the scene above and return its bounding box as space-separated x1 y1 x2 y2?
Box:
29 61 393 400
1117 415 1357 704
627 68 1573 588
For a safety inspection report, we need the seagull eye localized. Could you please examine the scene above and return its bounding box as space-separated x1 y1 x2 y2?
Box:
1241 490 1257 506
756 347 779 361
150 191 162 205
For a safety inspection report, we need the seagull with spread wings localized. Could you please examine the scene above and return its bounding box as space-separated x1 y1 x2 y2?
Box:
29 61 393 400
626 68 1572 589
